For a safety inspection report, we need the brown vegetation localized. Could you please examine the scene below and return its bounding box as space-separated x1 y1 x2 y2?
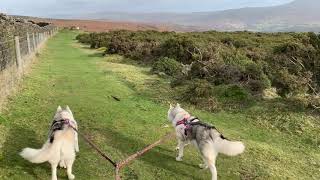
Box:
42 19 170 32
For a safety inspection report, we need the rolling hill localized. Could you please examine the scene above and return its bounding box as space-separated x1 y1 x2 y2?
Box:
73 0 320 32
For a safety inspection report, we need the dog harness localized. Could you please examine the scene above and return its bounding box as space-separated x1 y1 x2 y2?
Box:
49 119 73 143
176 116 227 139
176 116 199 136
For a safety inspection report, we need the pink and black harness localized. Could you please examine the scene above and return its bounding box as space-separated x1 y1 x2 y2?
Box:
49 118 75 143
176 116 200 136
176 116 226 139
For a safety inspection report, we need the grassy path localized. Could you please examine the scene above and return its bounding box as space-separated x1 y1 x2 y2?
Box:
0 30 319 180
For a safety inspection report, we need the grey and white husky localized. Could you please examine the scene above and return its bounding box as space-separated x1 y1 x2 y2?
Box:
168 103 245 180
20 106 79 180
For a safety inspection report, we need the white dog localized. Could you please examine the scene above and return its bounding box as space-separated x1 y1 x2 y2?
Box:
20 106 79 180
168 103 245 180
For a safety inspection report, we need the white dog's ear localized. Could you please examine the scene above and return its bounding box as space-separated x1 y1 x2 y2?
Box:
66 105 73 115
176 103 181 108
66 105 71 112
169 103 173 109
57 106 62 112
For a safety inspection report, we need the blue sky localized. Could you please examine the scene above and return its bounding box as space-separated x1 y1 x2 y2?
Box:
0 0 294 17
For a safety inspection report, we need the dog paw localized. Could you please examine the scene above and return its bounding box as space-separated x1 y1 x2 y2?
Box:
176 157 183 161
68 174 75 180
199 164 208 169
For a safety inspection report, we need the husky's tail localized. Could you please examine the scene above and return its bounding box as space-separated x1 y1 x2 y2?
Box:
20 142 52 164
215 136 245 156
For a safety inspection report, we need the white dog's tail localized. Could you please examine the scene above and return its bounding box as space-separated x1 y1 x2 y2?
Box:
215 136 245 156
20 142 52 163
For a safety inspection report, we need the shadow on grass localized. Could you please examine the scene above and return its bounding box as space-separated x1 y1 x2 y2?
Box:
0 124 48 179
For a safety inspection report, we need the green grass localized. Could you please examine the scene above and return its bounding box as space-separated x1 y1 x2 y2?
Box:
0 30 319 180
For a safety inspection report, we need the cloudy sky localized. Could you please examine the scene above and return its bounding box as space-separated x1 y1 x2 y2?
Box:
0 0 294 17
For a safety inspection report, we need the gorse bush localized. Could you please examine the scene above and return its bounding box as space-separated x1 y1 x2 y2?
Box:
152 57 182 76
181 79 220 111
75 33 91 44
77 30 320 108
159 37 197 64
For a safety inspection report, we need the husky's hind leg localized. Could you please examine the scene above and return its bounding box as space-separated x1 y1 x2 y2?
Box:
208 163 217 180
51 163 58 180
66 159 75 180
200 142 218 180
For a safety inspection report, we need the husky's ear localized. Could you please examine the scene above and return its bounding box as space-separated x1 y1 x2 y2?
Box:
176 103 181 108
56 106 62 112
66 105 71 112
169 103 173 109
66 105 73 115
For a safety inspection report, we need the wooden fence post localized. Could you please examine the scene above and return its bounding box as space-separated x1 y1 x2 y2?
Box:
36 33 38 47
27 32 31 54
14 36 22 69
32 33 36 51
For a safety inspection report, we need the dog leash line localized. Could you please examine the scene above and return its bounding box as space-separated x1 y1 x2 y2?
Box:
69 123 175 180
70 126 117 167
116 132 175 170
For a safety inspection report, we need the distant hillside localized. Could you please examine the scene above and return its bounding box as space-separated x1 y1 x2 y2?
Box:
14 16 198 32
73 0 320 32
47 19 168 32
